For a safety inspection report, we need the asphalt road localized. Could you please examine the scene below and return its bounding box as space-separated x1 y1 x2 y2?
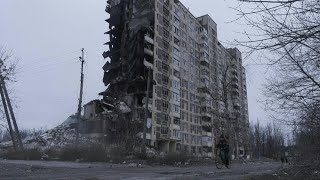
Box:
0 160 281 180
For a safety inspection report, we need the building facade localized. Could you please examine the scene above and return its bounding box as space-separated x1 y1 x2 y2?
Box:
103 0 249 158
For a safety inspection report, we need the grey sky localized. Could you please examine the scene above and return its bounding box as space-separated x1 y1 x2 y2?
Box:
0 0 268 130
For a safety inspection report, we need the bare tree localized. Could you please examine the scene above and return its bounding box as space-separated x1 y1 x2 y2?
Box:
0 46 21 150
249 120 285 159
199 48 246 159
235 0 320 125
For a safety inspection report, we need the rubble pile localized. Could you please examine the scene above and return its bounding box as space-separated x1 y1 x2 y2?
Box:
0 117 94 150
24 125 78 149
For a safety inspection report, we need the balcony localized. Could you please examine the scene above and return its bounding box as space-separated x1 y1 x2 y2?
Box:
143 98 153 110
202 137 213 147
200 81 209 88
202 152 212 158
232 109 241 116
232 89 240 96
139 132 151 140
200 100 211 107
160 134 169 140
105 6 111 13
170 132 181 141
231 69 238 77
232 98 240 105
171 124 181 130
231 95 240 101
200 60 210 69
201 65 210 72
200 72 210 79
144 47 153 56
230 63 238 70
200 57 210 64
202 121 212 127
143 59 153 70
202 116 212 122
201 106 212 118
232 81 239 88
202 131 212 137
144 35 154 44
201 111 212 119
233 102 240 109
170 135 181 141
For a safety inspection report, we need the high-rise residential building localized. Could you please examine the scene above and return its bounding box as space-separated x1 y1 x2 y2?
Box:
102 0 249 158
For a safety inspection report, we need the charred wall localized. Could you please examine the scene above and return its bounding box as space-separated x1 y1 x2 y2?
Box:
100 0 155 145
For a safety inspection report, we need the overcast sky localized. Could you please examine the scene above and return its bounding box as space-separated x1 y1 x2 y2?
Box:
0 0 268 130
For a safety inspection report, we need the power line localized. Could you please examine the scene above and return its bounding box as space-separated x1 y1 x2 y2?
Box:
18 57 79 75
17 58 77 72
20 61 79 79
16 49 80 71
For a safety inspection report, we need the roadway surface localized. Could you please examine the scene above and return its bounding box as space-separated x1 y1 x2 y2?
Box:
0 160 281 180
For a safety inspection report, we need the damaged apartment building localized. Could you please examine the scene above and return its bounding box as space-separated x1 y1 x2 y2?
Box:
88 0 250 158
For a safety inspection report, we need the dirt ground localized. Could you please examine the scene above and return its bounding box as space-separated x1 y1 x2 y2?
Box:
0 160 282 180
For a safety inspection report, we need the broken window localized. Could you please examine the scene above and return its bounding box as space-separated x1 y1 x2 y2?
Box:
156 26 163 37
163 17 169 28
174 117 180 125
163 28 170 39
172 130 180 139
173 104 180 113
156 99 162 111
173 47 180 57
156 86 162 97
161 127 168 134
185 112 189 122
174 16 180 26
174 37 180 46
162 114 169 126
162 87 169 98
174 26 181 37
156 113 162 124
162 63 169 73
173 57 180 67
162 100 169 112
184 134 189 143
163 40 170 51
162 75 169 86
156 61 162 72
174 5 180 16
181 111 185 121
163 51 169 63
173 69 180 78
163 0 169 5
156 73 162 85
191 136 196 145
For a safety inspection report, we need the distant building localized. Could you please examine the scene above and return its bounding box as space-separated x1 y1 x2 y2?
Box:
101 0 249 158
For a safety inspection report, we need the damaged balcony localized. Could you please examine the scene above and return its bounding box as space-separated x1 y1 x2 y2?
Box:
144 31 154 44
202 121 212 128
144 42 154 57
201 106 212 118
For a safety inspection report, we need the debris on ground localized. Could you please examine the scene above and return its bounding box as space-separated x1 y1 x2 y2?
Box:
0 116 95 151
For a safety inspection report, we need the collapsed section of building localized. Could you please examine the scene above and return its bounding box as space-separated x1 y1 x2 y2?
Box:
81 0 250 159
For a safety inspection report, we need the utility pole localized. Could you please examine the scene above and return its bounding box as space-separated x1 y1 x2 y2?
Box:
142 67 151 155
0 80 17 150
1 77 23 150
76 48 85 142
